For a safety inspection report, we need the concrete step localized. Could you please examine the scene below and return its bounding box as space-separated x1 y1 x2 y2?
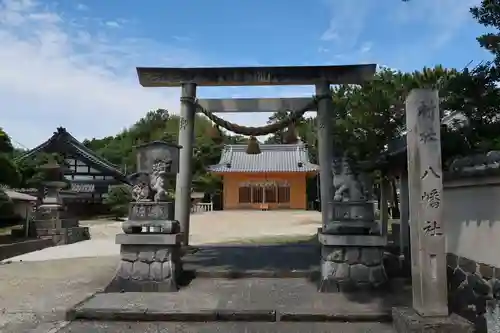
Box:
57 321 397 333
67 278 410 323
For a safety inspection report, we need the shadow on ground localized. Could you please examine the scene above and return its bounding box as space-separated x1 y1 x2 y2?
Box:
180 236 411 312
183 236 320 274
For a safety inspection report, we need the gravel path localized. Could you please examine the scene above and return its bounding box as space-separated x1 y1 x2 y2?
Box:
2 211 321 262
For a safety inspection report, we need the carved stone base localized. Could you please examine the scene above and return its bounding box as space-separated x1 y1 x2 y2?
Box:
105 233 182 292
319 245 387 292
392 307 473 333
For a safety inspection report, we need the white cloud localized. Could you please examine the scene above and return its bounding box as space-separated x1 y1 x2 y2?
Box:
360 42 372 54
394 0 481 48
0 0 200 148
76 3 88 11
0 0 328 149
319 0 372 48
105 20 120 28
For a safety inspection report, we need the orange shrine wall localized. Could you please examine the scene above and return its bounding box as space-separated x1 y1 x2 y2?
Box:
219 172 310 210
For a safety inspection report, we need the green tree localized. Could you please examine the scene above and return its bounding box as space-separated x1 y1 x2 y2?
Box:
103 185 132 219
0 128 21 187
471 0 500 66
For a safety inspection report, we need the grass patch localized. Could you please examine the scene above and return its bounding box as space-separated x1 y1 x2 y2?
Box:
208 234 318 245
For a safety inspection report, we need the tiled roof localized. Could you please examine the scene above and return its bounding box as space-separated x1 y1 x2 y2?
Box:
446 151 500 179
4 190 37 201
16 127 128 182
208 142 318 173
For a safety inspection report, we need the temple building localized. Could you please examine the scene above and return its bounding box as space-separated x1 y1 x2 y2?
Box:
208 142 318 210
15 127 129 216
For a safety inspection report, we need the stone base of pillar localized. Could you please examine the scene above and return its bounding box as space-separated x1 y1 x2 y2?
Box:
105 233 182 292
392 307 473 333
318 244 387 292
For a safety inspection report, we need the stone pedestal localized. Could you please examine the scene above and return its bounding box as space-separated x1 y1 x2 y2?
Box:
106 200 183 292
319 199 387 292
392 307 473 333
33 202 88 245
106 233 182 292
319 233 387 292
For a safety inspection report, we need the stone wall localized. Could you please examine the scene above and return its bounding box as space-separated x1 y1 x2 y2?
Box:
36 227 90 245
106 244 181 292
0 238 53 261
447 253 500 333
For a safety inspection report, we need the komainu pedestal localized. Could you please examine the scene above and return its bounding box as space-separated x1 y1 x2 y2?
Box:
106 141 183 293
106 233 182 292
319 156 387 292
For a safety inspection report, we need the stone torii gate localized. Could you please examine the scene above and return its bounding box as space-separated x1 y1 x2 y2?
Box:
136 64 375 244
135 64 396 293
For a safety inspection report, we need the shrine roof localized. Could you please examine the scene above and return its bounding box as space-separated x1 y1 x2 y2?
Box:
16 127 128 182
207 142 318 173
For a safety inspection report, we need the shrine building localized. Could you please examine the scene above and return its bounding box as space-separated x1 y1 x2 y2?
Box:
15 127 129 216
208 142 318 210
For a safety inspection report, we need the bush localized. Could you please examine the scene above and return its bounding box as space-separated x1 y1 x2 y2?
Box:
0 189 15 227
103 185 132 219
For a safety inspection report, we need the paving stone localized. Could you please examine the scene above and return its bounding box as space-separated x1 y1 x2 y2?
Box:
182 244 320 275
58 321 396 333
69 278 411 322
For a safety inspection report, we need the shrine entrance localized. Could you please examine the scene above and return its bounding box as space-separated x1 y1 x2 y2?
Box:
134 64 390 293
135 64 377 243
66 66 471 333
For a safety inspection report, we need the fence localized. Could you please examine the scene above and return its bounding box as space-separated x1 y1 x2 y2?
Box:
191 202 214 214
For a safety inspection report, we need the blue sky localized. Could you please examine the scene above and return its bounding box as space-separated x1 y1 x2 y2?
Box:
0 0 493 148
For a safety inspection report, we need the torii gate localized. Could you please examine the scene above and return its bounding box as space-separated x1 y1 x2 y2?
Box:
131 65 471 331
135 64 376 244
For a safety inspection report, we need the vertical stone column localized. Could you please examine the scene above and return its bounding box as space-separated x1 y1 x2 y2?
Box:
175 83 197 246
392 89 472 332
315 81 333 227
406 89 447 317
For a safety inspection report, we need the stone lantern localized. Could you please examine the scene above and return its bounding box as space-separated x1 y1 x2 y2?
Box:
32 157 88 244
107 141 183 292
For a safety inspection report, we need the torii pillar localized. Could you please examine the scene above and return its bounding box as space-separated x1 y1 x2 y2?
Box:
135 65 376 247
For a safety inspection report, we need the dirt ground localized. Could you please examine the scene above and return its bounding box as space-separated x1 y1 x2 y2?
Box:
3 210 321 262
0 210 321 332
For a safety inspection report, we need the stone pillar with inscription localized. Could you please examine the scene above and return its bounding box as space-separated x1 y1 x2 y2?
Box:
392 89 472 333
176 83 197 246
106 141 183 293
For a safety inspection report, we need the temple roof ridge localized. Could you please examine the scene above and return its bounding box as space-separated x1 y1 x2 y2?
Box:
16 127 126 179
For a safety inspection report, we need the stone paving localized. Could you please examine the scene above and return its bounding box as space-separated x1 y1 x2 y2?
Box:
59 321 396 332
70 277 410 322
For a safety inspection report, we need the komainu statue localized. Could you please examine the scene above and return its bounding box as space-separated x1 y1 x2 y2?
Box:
150 159 172 202
332 155 366 202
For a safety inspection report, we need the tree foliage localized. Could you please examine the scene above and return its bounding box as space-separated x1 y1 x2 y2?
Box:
103 185 132 218
0 128 20 187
